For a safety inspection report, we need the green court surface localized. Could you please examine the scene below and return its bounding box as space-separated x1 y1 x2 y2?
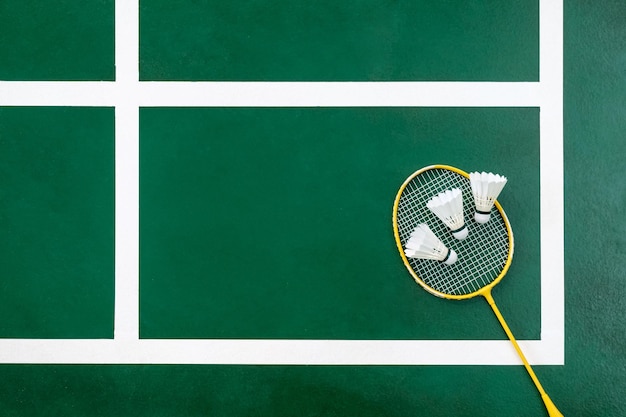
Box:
0 107 115 338
139 107 540 340
140 0 538 81
1 1 626 416
0 0 114 81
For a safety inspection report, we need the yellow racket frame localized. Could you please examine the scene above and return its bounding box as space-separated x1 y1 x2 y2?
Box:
392 164 563 417
392 164 514 300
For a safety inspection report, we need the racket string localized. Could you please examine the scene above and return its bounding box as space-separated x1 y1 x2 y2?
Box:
396 168 511 296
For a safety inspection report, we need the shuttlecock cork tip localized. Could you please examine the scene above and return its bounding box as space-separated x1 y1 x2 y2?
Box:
475 211 491 224
451 225 469 240
443 249 458 265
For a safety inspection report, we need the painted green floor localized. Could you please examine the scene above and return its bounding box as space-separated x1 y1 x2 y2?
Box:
139 1 538 81
0 0 114 81
139 107 541 341
0 0 625 416
0 107 115 338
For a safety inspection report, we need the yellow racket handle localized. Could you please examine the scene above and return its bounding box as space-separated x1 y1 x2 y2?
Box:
483 290 564 417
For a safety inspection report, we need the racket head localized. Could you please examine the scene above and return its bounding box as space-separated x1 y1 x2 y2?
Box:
392 164 514 300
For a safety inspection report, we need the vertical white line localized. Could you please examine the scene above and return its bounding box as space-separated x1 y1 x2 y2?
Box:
114 104 140 341
114 0 140 341
538 0 565 363
115 0 140 84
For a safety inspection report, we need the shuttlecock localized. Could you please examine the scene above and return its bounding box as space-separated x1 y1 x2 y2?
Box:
426 188 468 240
404 224 458 265
469 171 507 224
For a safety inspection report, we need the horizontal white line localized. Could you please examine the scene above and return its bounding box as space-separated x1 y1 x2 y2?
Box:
0 339 561 365
137 81 542 107
0 81 119 106
0 81 541 107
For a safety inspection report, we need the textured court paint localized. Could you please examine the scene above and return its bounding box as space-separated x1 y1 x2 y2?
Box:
0 107 115 338
0 365 548 417
139 107 541 340
0 0 115 81
139 0 539 81
562 1 626 415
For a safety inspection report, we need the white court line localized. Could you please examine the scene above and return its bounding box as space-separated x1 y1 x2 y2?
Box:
538 0 565 364
113 0 140 342
114 104 139 341
0 0 563 365
0 339 552 365
0 81 540 107
0 82 118 106
138 81 543 107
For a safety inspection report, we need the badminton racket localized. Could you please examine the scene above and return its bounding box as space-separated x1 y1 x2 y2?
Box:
392 164 562 417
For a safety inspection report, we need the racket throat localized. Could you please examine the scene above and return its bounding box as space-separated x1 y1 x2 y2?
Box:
482 290 564 417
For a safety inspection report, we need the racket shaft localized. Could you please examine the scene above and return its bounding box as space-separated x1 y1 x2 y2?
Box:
483 290 563 417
